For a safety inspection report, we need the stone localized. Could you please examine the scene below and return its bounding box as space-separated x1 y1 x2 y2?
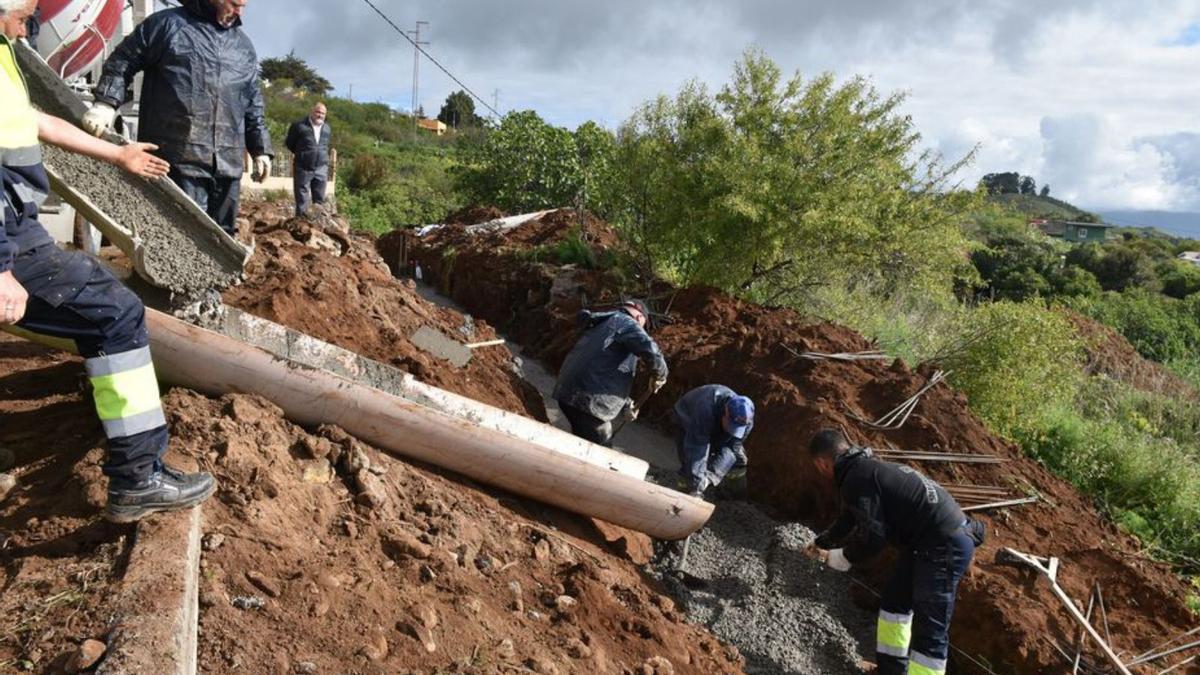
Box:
310 599 330 618
246 571 281 598
554 595 577 613
297 436 332 460
301 459 334 484
354 470 387 509
398 621 437 653
342 444 371 475
641 656 675 675
507 581 524 613
566 638 592 659
202 533 226 552
293 662 317 674
232 596 266 610
381 529 431 561
0 473 16 503
533 539 550 562
415 604 439 629
495 638 516 661
361 630 389 662
527 656 560 674
418 565 437 583
64 639 106 673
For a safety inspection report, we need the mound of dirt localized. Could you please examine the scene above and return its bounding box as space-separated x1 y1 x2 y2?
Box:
227 202 544 419
406 213 1200 674
444 205 507 226
175 390 741 674
0 336 742 674
1063 310 1197 399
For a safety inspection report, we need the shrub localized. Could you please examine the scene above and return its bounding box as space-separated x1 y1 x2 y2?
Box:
346 154 392 192
938 302 1082 437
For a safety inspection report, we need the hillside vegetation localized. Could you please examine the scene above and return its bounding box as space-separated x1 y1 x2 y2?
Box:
262 54 1200 576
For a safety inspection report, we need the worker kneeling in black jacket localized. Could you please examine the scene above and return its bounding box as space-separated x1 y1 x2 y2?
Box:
809 429 985 675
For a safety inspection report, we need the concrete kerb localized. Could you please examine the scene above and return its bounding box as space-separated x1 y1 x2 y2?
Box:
98 507 202 675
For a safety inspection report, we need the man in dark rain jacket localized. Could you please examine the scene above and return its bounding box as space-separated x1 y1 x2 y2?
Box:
809 429 985 675
81 0 272 235
285 101 331 216
553 300 668 447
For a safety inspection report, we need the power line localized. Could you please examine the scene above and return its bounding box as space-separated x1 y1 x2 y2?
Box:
358 0 500 117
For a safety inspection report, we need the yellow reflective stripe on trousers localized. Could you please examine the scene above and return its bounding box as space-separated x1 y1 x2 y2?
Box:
877 610 913 657
88 360 166 437
907 650 947 675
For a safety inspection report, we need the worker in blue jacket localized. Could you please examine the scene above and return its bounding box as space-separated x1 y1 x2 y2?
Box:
553 299 668 447
809 429 985 675
673 384 753 497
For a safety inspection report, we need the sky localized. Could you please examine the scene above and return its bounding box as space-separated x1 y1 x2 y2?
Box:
237 0 1200 213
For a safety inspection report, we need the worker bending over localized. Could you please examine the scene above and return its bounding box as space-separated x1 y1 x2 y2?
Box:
673 384 753 498
553 299 668 447
809 429 984 675
1 0 214 522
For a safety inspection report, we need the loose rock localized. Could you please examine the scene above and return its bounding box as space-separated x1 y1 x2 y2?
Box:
246 571 281 598
508 581 524 613
381 529 431 561
398 621 437 653
0 473 16 503
64 639 106 673
232 596 266 610
201 533 226 552
354 469 387 509
641 656 675 675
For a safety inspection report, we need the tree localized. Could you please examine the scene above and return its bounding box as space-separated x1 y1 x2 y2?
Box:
608 50 977 303
455 111 617 214
437 90 482 128
980 172 1021 195
260 53 332 95
1040 185 1051 197
1019 175 1037 195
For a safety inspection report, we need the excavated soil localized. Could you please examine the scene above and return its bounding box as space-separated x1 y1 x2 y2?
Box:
179 390 740 674
0 336 131 673
226 201 544 419
406 208 1200 674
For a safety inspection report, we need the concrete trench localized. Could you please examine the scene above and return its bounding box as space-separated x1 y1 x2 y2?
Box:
413 282 875 675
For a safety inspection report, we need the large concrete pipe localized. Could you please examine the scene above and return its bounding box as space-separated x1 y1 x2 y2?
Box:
145 310 712 540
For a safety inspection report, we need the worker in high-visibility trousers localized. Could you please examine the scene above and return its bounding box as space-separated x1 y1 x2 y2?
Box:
808 429 986 675
0 0 214 522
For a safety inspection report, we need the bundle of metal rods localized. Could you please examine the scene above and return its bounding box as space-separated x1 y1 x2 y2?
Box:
943 484 1039 512
846 370 949 430
873 449 1006 464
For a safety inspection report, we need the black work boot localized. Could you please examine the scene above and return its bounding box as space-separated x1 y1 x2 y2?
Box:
105 464 216 523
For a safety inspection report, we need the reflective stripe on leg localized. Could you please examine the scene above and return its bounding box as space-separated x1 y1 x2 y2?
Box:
877 610 914 657
907 650 947 675
86 347 166 438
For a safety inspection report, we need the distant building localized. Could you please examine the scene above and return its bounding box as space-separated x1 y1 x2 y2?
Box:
1031 219 1117 243
417 118 447 136
1178 251 1200 267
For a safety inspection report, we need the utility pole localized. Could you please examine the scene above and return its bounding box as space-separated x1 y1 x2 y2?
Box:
492 88 500 120
408 20 429 137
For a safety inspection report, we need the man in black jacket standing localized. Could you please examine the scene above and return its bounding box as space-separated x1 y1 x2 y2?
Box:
284 102 331 216
81 0 272 236
553 300 668 447
809 429 984 675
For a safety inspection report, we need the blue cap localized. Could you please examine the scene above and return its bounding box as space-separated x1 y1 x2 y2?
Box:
723 395 755 439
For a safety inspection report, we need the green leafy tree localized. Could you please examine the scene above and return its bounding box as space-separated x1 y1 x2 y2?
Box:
1019 175 1037 195
608 50 977 303
260 53 332 96
437 90 482 128
456 111 617 214
1159 261 1200 299
980 172 1021 195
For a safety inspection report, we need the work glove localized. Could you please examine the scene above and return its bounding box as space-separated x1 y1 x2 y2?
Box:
825 548 851 572
252 155 272 182
81 103 116 137
653 376 668 393
624 401 640 422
